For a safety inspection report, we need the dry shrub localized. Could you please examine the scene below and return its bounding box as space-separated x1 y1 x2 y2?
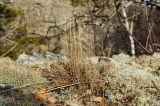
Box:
49 61 71 85
39 19 105 105
48 59 102 91
63 18 102 88
39 59 105 106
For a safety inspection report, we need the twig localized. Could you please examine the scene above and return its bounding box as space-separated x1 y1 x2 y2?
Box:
3 37 17 44
0 79 105 94
121 12 141 22
47 82 80 92
0 81 51 94
0 20 28 41
1 43 18 57
47 80 105 93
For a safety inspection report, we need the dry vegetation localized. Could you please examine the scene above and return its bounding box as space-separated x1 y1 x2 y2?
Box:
0 52 160 105
0 0 160 106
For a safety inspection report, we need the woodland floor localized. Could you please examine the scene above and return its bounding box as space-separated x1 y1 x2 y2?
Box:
0 53 160 106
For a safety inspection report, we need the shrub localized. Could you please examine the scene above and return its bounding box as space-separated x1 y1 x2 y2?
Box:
0 3 19 25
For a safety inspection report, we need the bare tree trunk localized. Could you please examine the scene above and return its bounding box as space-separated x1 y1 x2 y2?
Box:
122 7 135 56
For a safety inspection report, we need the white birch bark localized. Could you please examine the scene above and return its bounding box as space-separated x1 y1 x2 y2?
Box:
122 7 135 56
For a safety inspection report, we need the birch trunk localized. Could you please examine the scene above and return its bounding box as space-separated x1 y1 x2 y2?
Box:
122 7 135 56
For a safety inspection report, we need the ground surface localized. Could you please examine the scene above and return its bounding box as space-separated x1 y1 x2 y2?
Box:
0 53 160 106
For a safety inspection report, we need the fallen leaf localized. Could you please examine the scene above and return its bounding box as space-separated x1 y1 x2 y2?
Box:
35 88 47 100
92 96 103 103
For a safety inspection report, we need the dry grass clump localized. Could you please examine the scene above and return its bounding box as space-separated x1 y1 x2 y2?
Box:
44 59 102 89
37 59 106 106
0 57 47 94
60 18 103 91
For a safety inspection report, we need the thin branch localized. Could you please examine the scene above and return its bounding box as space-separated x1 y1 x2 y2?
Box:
47 80 105 93
0 20 28 41
0 43 18 57
0 81 51 94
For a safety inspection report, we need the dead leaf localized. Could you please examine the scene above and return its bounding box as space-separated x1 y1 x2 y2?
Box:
92 97 103 103
35 88 48 100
